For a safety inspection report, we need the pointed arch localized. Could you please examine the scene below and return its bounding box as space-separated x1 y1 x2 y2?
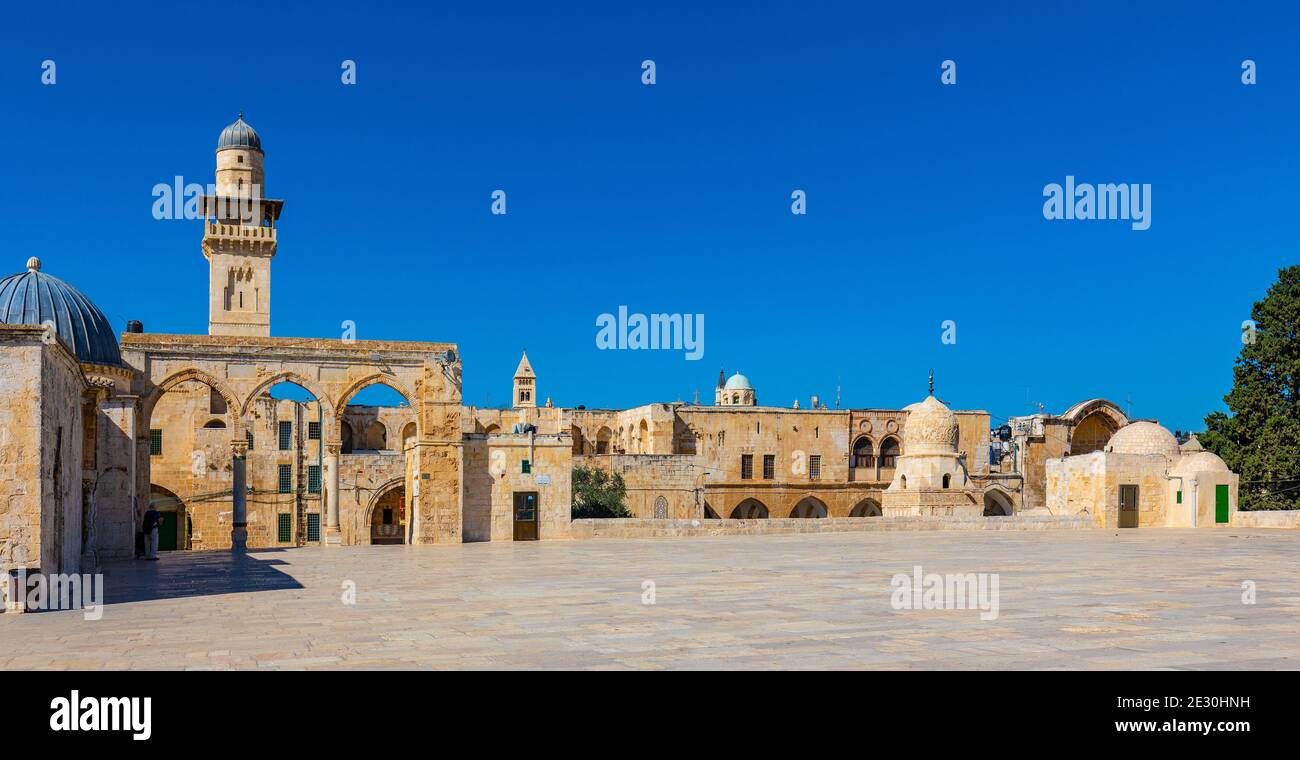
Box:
334 373 418 416
365 478 408 545
730 498 769 519
238 371 334 419
143 367 242 434
790 496 828 518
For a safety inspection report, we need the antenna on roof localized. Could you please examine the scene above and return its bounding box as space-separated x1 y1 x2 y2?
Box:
928 368 934 396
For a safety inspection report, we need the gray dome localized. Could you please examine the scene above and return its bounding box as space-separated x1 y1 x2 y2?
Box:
217 113 262 152
0 257 122 366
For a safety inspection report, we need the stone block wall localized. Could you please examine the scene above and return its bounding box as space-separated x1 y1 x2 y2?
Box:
0 327 86 575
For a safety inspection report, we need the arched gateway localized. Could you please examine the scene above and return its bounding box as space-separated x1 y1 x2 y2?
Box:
122 333 463 549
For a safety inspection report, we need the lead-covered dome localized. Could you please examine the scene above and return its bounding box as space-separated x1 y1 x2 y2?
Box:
902 395 959 454
217 112 262 152
0 257 122 366
1106 421 1181 461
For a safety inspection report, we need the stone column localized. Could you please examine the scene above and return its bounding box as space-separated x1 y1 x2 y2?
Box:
325 443 341 545
231 439 248 552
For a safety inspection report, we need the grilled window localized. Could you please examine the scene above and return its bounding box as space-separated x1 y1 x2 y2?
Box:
741 454 753 480
277 513 292 543
308 465 321 494
809 455 821 480
278 464 292 493
278 421 292 450
149 429 162 456
763 455 775 479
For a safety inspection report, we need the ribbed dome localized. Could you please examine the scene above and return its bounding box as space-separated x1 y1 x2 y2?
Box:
902 395 959 454
0 257 122 366
1106 421 1180 461
217 113 262 152
723 372 752 390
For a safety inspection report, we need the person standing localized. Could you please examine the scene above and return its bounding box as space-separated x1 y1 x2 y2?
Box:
142 506 163 560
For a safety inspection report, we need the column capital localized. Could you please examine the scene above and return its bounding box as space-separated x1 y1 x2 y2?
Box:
325 442 341 456
230 439 248 458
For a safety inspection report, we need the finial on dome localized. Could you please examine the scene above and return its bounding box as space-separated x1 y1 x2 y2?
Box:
928 368 934 396
238 110 244 120
26 256 41 272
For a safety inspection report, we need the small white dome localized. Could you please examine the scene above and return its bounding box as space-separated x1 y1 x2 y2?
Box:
1106 421 1181 460
724 372 752 391
1171 450 1230 476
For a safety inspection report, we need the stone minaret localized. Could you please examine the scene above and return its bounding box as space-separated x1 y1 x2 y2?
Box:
204 113 282 337
513 351 536 408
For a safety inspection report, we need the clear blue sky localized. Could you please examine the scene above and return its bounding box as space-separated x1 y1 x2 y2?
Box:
2 1 1296 430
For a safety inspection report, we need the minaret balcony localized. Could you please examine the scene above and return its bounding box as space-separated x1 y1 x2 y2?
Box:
202 222 278 258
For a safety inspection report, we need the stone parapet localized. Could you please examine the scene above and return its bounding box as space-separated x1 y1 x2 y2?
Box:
1232 510 1300 529
571 514 1095 539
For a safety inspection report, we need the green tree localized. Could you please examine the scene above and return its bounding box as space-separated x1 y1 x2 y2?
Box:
571 466 630 518
1200 265 1300 511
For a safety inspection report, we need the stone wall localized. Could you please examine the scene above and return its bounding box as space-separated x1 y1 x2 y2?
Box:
0 326 86 575
1232 510 1300 529
462 433 572 541
577 454 704 519
571 514 1095 539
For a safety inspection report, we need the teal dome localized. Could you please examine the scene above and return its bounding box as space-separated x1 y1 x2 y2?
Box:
724 372 752 391
0 257 122 366
217 113 262 152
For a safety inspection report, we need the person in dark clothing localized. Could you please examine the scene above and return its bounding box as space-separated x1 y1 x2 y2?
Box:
142 507 163 560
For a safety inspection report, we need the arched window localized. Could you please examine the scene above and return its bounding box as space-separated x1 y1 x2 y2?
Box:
654 496 668 519
942 473 951 489
879 437 901 468
852 437 874 468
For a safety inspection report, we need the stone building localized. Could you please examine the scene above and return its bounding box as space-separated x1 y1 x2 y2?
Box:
0 115 1245 595
1045 421 1239 528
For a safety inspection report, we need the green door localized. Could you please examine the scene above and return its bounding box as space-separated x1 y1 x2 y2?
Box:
1215 485 1230 524
158 512 178 551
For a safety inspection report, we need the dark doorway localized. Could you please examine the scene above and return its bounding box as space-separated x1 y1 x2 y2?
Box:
1119 485 1139 528
513 492 539 541
159 511 179 551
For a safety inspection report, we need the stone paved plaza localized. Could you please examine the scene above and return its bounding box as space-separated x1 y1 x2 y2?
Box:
2 529 1298 670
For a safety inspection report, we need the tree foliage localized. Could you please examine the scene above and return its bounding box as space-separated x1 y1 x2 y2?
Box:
571 466 630 519
1200 265 1300 511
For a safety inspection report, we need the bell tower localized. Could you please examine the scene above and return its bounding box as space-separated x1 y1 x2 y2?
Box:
513 351 536 409
203 113 283 337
